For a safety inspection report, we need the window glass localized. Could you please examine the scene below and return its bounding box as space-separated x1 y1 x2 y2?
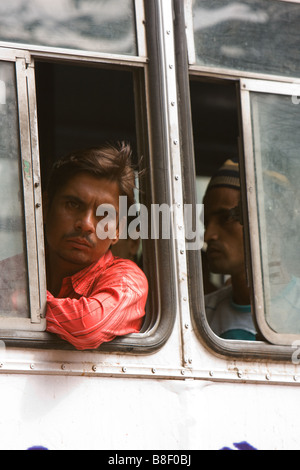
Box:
250 91 300 335
192 0 300 78
0 61 29 318
0 0 137 56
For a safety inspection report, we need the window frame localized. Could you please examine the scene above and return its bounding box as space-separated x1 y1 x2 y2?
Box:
0 0 179 354
175 0 300 361
0 48 46 332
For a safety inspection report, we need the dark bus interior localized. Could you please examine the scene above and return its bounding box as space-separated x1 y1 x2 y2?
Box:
190 77 239 179
35 61 138 187
35 62 240 296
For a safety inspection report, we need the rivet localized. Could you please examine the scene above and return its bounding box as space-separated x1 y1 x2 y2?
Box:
209 371 214 377
61 364 66 371
237 370 243 379
181 369 185 375
171 101 175 107
175 175 179 181
180 250 184 255
122 367 127 373
185 323 189 329
30 364 35 370
34 182 40 188
152 368 156 374
92 365 97 372
294 375 298 382
173 140 178 145
35 203 41 208
169 64 173 69
266 374 271 381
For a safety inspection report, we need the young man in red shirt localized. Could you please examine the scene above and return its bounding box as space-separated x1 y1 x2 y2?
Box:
44 143 148 350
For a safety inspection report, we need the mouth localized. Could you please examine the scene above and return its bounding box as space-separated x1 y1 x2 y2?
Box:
66 238 93 249
207 245 223 258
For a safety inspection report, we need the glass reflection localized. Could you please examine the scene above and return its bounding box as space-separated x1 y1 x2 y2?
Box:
0 0 137 56
193 0 300 78
0 61 29 318
251 92 300 334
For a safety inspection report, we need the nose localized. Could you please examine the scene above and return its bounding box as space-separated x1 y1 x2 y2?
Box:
75 209 96 234
204 219 219 244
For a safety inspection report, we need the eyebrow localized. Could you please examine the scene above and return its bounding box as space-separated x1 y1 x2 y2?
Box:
205 208 233 218
61 194 120 217
61 194 86 206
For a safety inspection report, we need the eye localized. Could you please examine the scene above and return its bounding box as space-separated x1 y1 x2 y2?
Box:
218 210 237 225
221 214 233 225
66 200 80 210
99 210 108 218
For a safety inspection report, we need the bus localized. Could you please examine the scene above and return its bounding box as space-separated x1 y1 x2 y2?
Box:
0 0 300 451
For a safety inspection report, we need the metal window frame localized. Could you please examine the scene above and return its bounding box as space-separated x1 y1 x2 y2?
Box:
0 49 46 331
174 0 300 361
239 78 300 347
0 0 180 354
134 0 147 58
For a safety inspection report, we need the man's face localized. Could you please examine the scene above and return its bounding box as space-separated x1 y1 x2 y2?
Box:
44 173 120 272
203 187 245 277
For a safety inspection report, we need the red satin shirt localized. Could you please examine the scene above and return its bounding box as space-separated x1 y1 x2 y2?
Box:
46 250 148 350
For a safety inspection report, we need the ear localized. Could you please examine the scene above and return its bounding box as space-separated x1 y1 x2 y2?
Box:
110 234 120 247
114 216 127 243
110 216 125 247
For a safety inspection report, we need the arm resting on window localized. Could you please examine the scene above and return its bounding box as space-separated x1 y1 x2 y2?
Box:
46 277 148 350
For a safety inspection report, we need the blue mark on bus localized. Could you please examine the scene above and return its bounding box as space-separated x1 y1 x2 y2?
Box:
221 441 257 451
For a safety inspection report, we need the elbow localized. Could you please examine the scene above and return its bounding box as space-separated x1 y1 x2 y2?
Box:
46 322 115 350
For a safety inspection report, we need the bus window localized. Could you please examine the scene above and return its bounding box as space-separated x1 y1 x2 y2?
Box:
192 0 300 79
0 61 29 322
186 74 300 352
32 57 176 351
169 0 300 360
35 61 152 343
240 80 300 345
0 0 137 56
0 0 178 352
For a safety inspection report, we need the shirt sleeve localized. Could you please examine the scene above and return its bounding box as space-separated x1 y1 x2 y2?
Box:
46 266 148 350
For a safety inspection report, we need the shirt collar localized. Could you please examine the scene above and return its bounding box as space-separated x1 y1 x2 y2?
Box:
68 250 114 296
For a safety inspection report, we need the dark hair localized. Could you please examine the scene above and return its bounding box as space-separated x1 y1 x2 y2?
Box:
46 142 136 207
